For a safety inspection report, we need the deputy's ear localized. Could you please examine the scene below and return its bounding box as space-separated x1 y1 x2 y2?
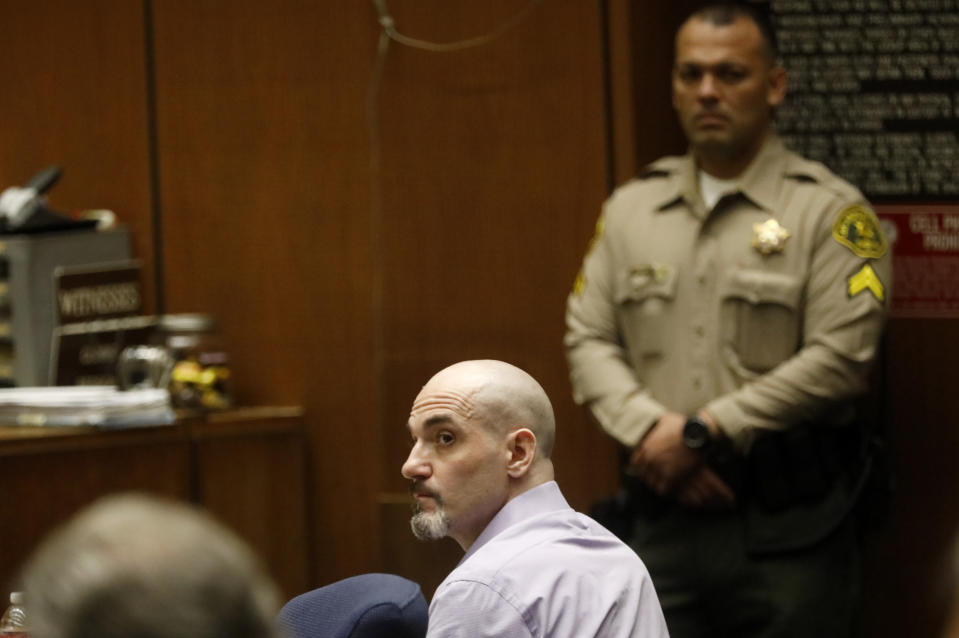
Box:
767 64 787 109
506 428 537 478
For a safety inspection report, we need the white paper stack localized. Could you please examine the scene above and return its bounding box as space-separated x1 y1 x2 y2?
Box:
0 386 175 428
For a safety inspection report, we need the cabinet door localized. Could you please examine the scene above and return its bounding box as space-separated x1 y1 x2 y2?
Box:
0 428 191 591
191 413 312 598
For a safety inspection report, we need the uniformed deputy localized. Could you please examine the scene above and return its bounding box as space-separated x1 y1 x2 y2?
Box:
565 4 891 637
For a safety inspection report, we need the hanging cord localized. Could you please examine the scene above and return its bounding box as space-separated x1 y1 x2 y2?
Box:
366 0 548 187
371 0 544 52
364 0 545 449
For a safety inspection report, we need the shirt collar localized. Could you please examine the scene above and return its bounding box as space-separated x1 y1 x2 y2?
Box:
731 133 790 213
460 481 569 563
654 133 790 215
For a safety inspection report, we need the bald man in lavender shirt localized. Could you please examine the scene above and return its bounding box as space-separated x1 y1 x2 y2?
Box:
402 360 669 638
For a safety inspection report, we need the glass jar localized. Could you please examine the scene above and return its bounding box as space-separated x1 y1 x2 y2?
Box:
157 314 232 410
0 591 28 637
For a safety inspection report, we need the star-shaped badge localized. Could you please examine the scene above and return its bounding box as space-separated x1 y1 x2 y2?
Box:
751 218 791 255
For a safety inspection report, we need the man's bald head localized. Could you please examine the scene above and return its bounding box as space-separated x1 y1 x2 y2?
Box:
404 360 557 548
418 360 556 460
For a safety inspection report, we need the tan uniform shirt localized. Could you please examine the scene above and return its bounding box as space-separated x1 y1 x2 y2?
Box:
565 135 891 452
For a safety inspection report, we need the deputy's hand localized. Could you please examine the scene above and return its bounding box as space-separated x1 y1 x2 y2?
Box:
630 411 701 495
675 465 736 510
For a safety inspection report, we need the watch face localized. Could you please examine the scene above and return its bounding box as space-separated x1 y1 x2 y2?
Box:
683 418 710 450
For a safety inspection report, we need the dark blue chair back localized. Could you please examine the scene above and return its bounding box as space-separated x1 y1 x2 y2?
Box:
277 573 428 638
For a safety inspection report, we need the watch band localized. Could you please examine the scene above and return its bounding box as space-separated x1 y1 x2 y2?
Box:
682 416 712 452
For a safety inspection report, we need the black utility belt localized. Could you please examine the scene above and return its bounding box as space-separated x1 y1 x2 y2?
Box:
623 424 864 517
744 424 863 514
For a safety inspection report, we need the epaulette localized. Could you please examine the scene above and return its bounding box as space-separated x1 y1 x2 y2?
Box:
637 156 683 180
784 155 862 201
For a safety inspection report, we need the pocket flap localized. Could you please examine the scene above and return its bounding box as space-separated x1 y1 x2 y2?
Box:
721 269 803 308
614 264 678 304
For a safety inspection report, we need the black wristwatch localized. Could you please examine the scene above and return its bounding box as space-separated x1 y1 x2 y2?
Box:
682 416 712 452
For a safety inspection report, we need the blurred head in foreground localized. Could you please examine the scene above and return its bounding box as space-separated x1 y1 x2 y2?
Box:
20 493 279 638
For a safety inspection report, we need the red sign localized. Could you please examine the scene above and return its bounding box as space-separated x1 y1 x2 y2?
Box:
875 204 959 318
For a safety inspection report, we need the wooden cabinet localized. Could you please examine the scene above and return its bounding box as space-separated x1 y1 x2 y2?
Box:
0 406 312 599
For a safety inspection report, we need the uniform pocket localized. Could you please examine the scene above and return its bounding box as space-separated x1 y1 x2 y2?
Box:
719 269 803 373
613 264 677 359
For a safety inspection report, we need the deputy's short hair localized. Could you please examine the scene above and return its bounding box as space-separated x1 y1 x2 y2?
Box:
685 3 779 63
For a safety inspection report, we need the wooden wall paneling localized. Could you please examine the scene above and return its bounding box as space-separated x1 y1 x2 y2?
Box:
0 0 157 313
604 0 638 187
190 413 313 599
373 0 621 587
858 319 959 638
0 428 191 592
628 1 699 169
150 1 381 586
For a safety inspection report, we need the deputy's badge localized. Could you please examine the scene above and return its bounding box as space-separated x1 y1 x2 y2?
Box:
751 218 791 255
847 263 885 302
833 205 887 258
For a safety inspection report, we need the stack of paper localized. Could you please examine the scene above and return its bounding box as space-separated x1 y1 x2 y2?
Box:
0 386 175 428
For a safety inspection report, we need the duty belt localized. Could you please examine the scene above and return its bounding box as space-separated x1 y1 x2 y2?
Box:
624 423 866 517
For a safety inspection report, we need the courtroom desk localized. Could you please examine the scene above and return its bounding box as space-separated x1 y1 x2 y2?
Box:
0 405 313 599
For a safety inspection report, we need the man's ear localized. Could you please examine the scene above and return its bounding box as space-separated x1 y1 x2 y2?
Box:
767 64 787 109
506 428 537 478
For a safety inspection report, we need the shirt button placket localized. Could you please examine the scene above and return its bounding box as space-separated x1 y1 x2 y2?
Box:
689 231 715 401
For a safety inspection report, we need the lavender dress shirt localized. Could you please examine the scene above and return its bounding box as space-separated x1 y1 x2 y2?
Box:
426 481 669 637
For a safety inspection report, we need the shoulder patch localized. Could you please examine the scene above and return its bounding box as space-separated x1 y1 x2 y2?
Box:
637 165 672 180
832 205 888 258
787 156 863 201
638 155 683 180
785 160 830 185
637 167 670 180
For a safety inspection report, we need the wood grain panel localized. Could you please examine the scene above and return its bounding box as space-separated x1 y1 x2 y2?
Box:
192 416 313 599
628 1 699 169
605 0 638 186
0 428 190 592
859 319 959 638
150 0 381 585
0 0 156 312
375 0 619 517
0 411 310 600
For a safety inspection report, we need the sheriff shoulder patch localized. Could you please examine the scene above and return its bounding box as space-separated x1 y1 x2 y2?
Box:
847 263 885 302
832 205 888 258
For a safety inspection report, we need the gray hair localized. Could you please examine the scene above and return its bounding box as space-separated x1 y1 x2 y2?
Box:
20 493 279 638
